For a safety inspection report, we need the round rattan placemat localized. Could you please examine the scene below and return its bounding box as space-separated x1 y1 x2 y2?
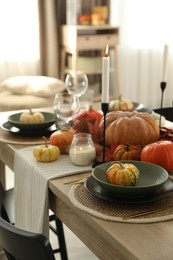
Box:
0 127 51 145
69 184 173 224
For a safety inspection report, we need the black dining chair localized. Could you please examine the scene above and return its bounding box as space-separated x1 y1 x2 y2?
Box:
0 183 68 260
0 213 56 260
154 107 173 122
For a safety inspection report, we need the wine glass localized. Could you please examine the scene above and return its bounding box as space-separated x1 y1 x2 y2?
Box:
53 93 80 129
65 72 88 97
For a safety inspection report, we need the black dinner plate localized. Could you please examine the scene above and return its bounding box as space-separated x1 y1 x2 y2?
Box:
8 111 55 130
109 101 153 114
133 102 153 114
84 176 173 204
136 107 153 114
1 121 57 137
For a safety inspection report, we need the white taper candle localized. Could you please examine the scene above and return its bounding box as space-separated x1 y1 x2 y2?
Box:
102 45 110 103
162 44 169 82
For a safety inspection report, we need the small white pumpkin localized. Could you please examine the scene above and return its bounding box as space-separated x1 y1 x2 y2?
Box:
33 136 60 162
109 95 134 111
20 108 45 124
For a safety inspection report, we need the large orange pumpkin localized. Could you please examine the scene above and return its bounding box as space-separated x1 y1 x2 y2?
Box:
49 129 76 154
99 111 159 146
141 140 173 172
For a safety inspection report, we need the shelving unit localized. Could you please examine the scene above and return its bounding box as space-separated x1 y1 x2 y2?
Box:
60 25 119 96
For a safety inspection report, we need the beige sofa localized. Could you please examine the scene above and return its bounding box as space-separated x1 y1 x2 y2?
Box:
0 76 65 112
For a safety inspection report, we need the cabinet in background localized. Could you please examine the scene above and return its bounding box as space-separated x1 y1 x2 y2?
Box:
60 25 119 97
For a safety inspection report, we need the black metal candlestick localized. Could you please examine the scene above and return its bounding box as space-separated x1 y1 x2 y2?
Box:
159 81 167 127
101 102 109 163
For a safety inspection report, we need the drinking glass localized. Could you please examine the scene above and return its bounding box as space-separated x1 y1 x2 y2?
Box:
53 93 80 129
65 73 88 97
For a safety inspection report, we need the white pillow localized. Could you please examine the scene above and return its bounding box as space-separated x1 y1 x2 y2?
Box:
0 76 65 97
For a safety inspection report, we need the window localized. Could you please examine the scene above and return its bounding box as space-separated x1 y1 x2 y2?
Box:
0 0 39 61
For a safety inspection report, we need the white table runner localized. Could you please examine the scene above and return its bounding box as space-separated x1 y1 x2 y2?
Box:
14 146 92 237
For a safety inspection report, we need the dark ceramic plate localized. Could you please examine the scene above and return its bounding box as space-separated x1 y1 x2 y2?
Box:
136 107 153 114
154 107 173 122
8 112 55 131
132 102 153 113
84 176 173 204
92 161 168 198
2 121 57 137
109 101 153 114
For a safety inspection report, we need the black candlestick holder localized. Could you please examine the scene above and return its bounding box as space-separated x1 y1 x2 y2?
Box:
159 81 167 127
92 102 109 168
101 102 109 163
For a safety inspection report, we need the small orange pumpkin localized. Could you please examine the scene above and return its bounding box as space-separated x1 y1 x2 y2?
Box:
106 162 140 186
49 129 76 154
113 144 143 161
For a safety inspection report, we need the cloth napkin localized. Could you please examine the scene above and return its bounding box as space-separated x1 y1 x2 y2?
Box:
14 146 92 237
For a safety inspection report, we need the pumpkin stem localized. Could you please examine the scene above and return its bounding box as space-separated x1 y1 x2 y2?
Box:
118 95 122 110
28 108 33 115
61 128 71 131
42 136 48 147
88 105 93 111
126 144 130 151
116 161 125 169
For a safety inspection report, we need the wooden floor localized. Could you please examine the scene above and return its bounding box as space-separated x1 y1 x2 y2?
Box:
0 167 98 260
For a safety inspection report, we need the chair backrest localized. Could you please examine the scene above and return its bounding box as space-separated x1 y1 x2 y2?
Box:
0 183 55 260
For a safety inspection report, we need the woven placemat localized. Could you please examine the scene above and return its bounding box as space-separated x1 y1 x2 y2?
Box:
69 184 173 223
0 127 51 145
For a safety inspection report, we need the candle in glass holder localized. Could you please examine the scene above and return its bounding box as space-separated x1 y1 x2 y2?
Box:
69 133 96 166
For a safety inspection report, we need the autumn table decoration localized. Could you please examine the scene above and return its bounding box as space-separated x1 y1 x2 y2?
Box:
73 105 103 143
141 140 173 172
113 144 143 161
49 129 76 154
20 108 45 124
106 161 140 186
159 127 173 141
109 95 134 111
99 111 160 146
33 136 60 162
69 133 96 166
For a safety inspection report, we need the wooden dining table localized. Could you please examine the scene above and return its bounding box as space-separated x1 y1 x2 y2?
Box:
1 109 173 260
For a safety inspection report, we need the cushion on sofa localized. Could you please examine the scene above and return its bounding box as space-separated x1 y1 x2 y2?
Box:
0 90 55 111
0 76 65 97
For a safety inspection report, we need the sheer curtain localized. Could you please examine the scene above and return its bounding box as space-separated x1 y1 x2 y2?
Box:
0 0 61 82
38 0 60 78
0 0 40 82
111 0 173 109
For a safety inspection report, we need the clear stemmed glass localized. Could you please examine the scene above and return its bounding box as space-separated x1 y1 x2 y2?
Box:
53 93 80 129
65 72 88 97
